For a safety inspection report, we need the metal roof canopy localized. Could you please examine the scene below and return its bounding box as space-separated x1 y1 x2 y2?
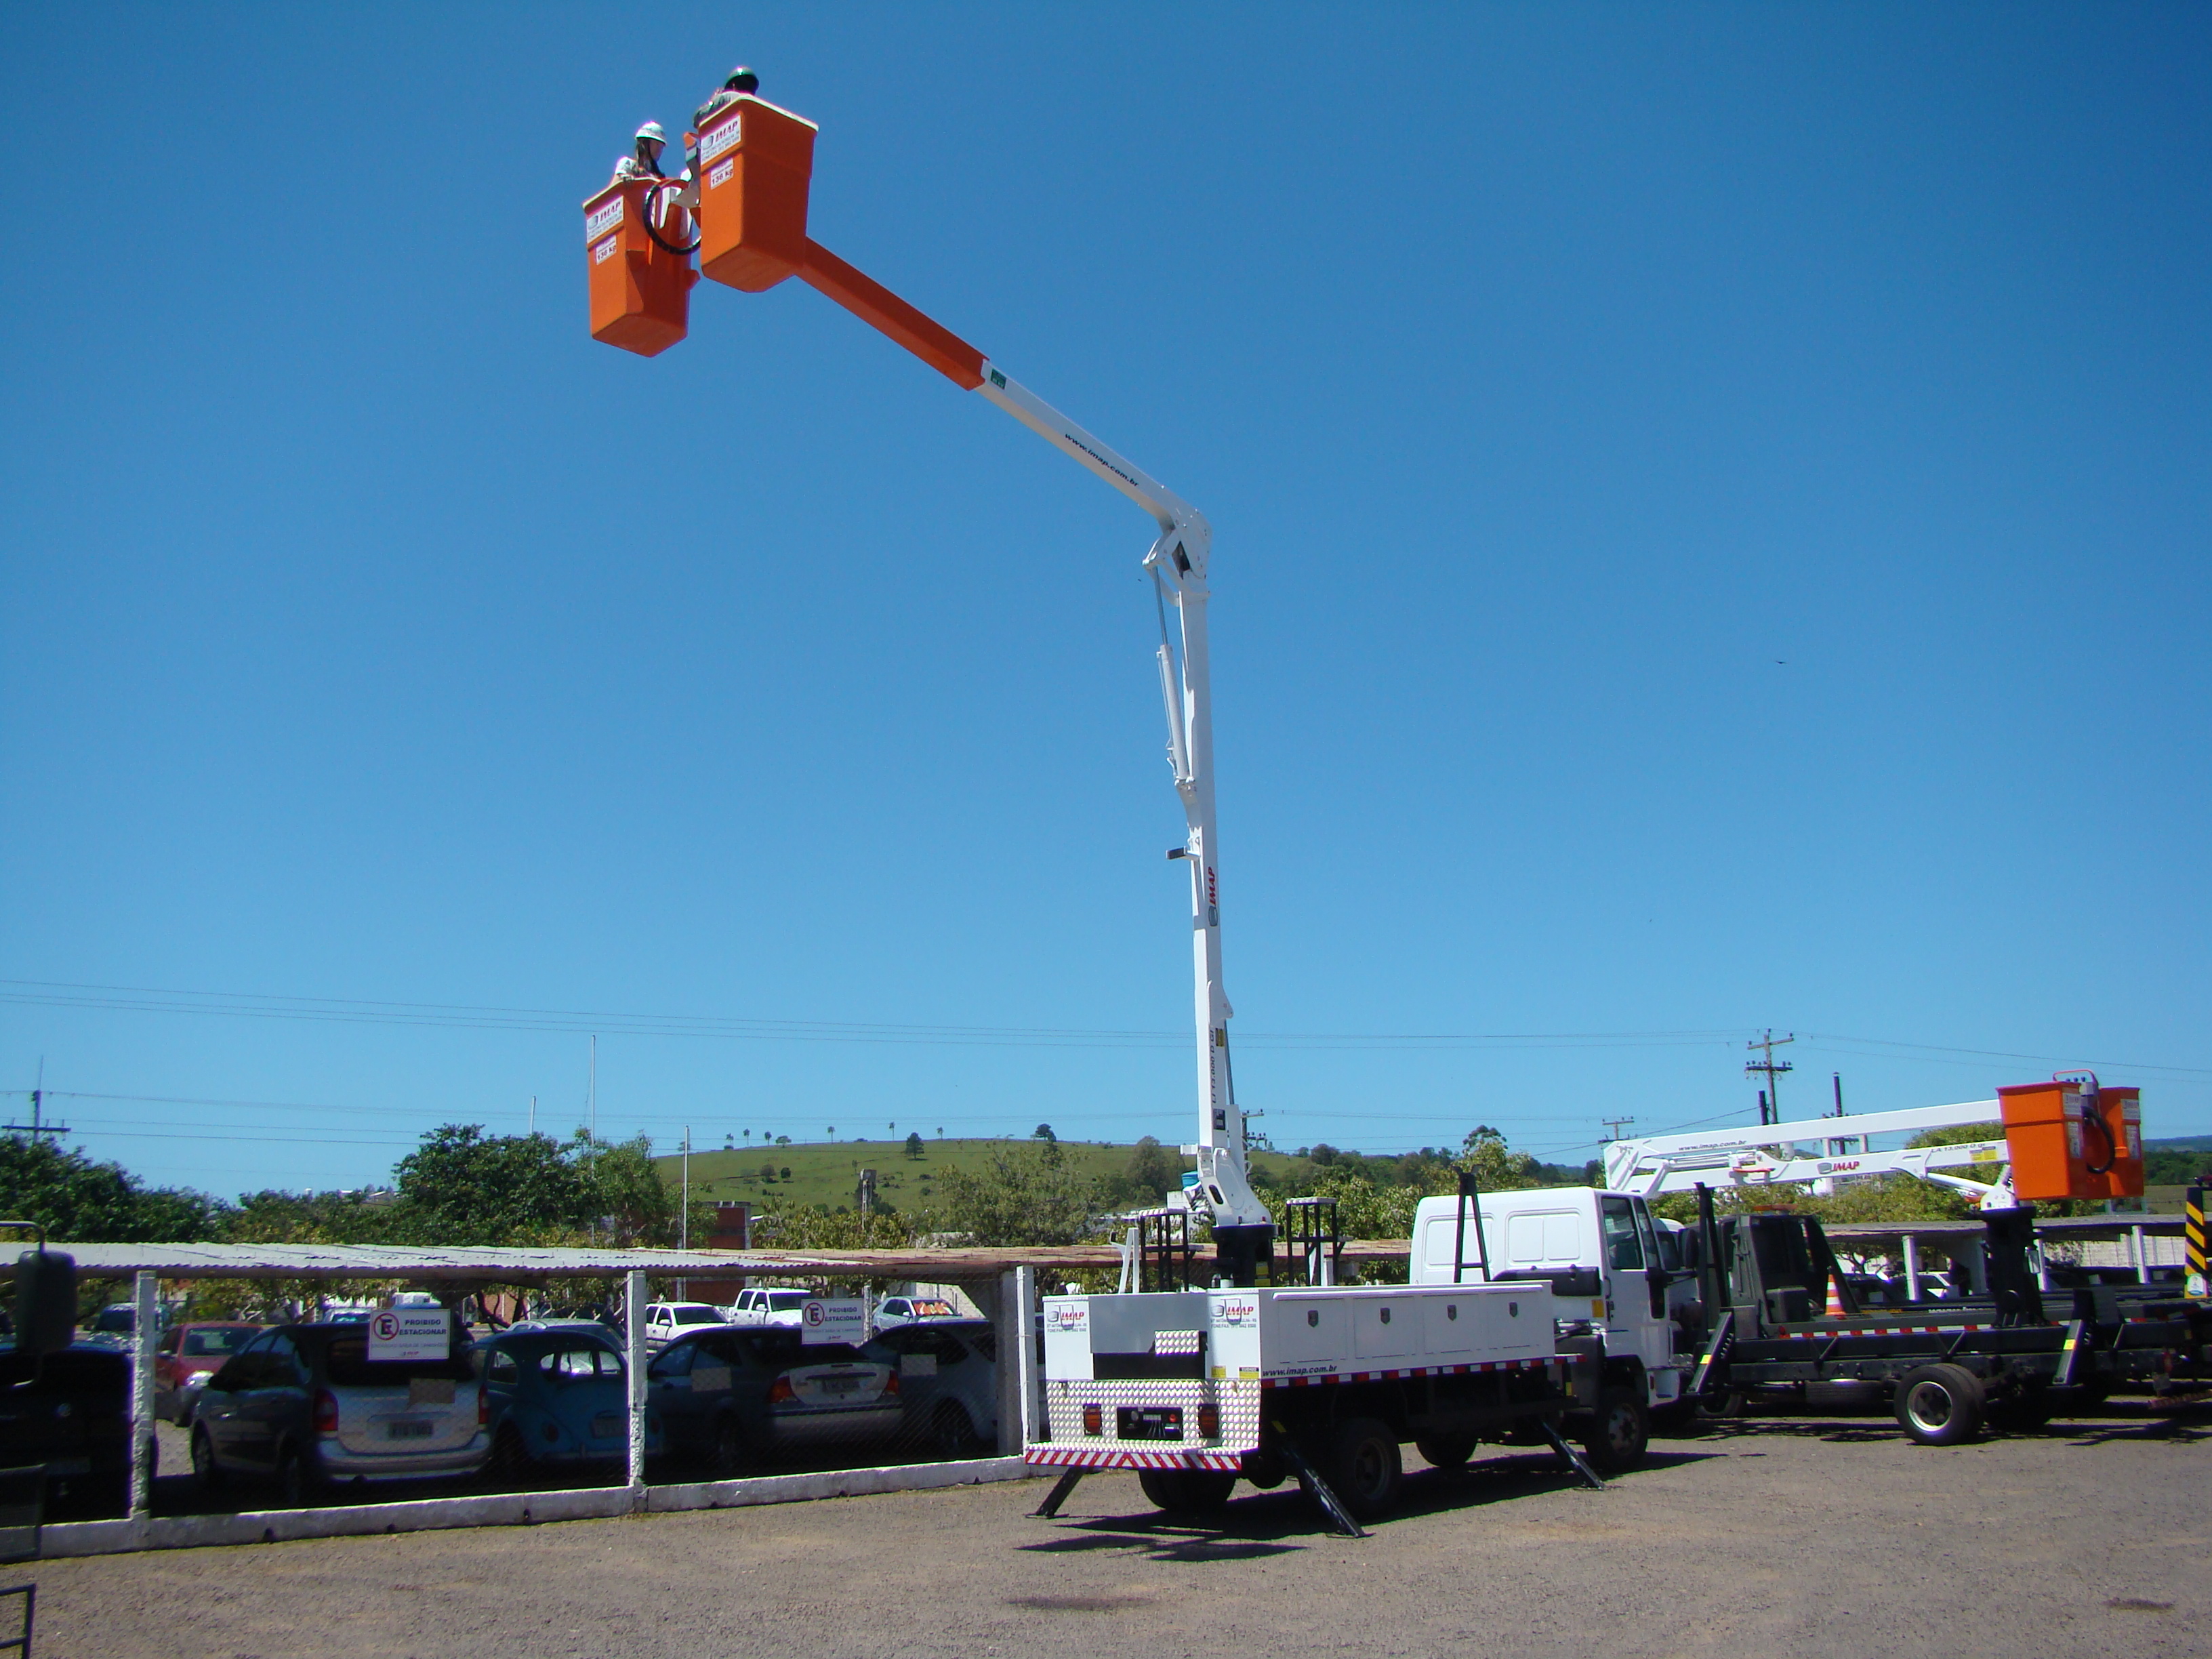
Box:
49 1240 1124 1283
51 1237 1418 1282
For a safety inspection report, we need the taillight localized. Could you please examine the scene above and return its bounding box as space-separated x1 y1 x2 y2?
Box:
882 1370 899 1396
314 1390 339 1434
768 1376 796 1406
478 1387 490 1427
1197 1403 1220 1439
1081 1403 1103 1435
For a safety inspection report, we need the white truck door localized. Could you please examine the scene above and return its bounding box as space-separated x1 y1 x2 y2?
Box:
1597 1195 1674 1396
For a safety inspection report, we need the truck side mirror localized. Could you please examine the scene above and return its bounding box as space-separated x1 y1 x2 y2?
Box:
14 1248 77 1359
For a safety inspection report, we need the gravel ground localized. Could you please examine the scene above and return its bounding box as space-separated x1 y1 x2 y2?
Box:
31 1399 2211 1659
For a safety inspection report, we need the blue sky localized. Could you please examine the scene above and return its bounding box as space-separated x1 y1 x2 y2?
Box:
2 5 2206 1198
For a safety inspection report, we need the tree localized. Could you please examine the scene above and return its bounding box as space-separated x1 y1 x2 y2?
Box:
775 1135 790 1145
1458 1125 1542 1191
1033 1123 1056 1143
1102 1136 1179 1208
574 1134 678 1247
933 1140 1098 1246
391 1126 592 1245
780 1166 792 1180
760 1160 778 1182
0 1133 226 1242
903 1132 925 1160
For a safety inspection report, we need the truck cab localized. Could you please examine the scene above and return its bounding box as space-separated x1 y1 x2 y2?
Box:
1408 1187 1694 1416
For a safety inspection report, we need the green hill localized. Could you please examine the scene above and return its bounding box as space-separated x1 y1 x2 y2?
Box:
653 1135 1309 1217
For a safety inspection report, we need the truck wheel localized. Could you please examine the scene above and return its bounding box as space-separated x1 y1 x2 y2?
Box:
1138 1469 1237 1515
930 1403 984 1459
1328 1418 1404 1519
1896 1364 1985 1446
1414 1433 1476 1470
1581 1391 1650 1474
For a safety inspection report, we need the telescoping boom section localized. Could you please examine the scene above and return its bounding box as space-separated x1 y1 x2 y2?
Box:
587 72 1270 1268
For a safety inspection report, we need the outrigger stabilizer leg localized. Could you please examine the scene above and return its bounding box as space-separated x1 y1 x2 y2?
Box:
1538 1422 1606 1492
1031 1469 1085 1518
1275 1439 1368 1539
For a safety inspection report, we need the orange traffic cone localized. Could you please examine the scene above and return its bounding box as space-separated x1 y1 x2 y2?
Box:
1825 1273 1847 1318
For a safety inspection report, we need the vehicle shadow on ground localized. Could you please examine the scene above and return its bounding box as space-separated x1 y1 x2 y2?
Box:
1020 1449 1714 1557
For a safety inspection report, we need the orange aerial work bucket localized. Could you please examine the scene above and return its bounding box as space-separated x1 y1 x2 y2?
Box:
584 178 699 357
1999 1077 2143 1202
693 95 817 293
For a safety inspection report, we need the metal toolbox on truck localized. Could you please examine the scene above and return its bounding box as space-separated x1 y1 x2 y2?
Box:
1029 1282 1555 1473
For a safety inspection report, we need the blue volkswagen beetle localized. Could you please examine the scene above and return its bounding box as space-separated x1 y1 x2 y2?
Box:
473 1327 660 1477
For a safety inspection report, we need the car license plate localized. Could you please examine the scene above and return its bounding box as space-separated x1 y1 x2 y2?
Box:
387 1420 434 1440
592 1414 626 1438
1118 1406 1183 1441
819 1376 859 1395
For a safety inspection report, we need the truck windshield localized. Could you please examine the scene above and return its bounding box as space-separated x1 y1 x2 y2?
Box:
1599 1197 1645 1270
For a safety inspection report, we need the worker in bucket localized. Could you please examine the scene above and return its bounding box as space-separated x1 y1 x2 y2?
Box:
692 64 759 131
611 120 670 184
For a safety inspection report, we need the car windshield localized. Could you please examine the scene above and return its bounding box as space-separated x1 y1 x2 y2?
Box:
673 1308 720 1325
182 1328 249 1357
325 1335 476 1386
767 1292 808 1311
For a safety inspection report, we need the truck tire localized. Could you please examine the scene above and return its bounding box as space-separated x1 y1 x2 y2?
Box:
1896 1363 1985 1446
1414 1433 1476 1470
1138 1468 1237 1515
1328 1417 1404 1519
1581 1391 1649 1474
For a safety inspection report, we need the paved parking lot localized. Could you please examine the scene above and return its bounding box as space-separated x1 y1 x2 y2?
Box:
33 1399 2211 1659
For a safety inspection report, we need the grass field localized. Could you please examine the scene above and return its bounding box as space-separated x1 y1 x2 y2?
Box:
653 1136 1309 1216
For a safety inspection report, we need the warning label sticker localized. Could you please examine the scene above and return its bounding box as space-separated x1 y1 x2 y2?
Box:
585 197 623 242
708 158 734 190
699 115 743 163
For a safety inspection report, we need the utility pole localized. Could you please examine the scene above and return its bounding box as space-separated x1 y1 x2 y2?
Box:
1831 1071 1845 1118
588 1035 597 1141
5 1060 71 1140
529 1094 537 1135
680 1128 691 1250
1746 1031 1794 1125
1601 1115 1637 1143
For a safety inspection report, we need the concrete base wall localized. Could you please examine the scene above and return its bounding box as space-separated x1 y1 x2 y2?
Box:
38 1456 1029 1560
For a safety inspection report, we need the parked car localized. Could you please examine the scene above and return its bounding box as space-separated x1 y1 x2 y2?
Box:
873 1295 960 1330
474 1328 659 1475
0 1340 132 1515
155 1320 262 1426
726 1288 811 1330
192 1319 489 1504
865 1318 997 1456
649 1327 901 1475
81 1303 145 1349
640 1303 729 1351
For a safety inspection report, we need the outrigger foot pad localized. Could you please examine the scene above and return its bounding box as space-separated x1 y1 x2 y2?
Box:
1539 1422 1605 1491
1032 1469 1085 1518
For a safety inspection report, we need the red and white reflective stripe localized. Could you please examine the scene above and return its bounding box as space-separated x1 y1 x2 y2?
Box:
1262 1355 1553 1389
1025 1447 1244 1472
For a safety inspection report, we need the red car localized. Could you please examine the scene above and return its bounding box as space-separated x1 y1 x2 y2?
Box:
155 1322 262 1426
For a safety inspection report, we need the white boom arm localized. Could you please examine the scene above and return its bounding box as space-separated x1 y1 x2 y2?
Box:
974 364 1267 1233
1601 1099 2018 1209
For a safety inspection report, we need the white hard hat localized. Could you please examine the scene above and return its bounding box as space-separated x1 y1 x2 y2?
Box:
634 121 668 146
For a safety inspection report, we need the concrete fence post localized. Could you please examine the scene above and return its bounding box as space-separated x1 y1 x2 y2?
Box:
131 1271 157 1522
1902 1235 1921 1303
626 1268 648 1493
